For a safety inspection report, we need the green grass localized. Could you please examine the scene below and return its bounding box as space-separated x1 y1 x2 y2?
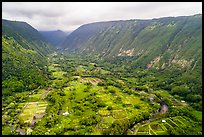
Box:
163 122 173 130
52 71 66 79
191 110 202 121
2 126 11 135
112 110 127 119
160 123 167 131
137 132 148 135
150 123 163 131
38 101 48 105
48 65 60 72
127 129 134 135
155 131 169 135
138 124 149 132
52 63 60 67
154 90 171 97
103 116 114 123
28 94 41 102
38 89 45 94
122 95 141 105
171 98 182 106
97 122 110 129
96 67 110 74
150 128 157 135
98 109 111 116
176 116 190 125
97 93 114 106
63 87 71 95
27 89 47 103
166 118 178 127
18 103 26 107
89 86 104 93
107 86 121 93
171 117 185 126
74 83 88 100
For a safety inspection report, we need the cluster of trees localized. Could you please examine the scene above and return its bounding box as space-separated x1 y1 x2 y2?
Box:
46 89 66 115
170 86 202 111
2 72 47 97
2 91 31 135
80 114 101 126
103 119 130 135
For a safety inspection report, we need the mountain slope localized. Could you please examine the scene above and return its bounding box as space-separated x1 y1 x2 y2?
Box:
61 14 202 71
2 19 53 55
2 19 54 96
39 30 69 48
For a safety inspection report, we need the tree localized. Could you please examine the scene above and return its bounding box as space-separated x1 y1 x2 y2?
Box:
2 115 10 126
186 94 201 103
32 125 47 135
97 101 106 108
171 86 190 96
2 126 11 135
80 114 101 126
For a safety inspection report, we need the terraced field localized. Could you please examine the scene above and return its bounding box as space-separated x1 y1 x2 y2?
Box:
18 92 48 124
128 116 194 135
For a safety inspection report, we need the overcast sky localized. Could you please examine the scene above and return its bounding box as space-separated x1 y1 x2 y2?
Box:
2 2 202 32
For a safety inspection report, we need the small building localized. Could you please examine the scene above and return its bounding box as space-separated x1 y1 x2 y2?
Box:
62 112 69 116
162 120 166 123
181 100 185 103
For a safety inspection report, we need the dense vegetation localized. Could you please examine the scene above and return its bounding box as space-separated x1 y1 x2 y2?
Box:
2 14 202 135
2 20 53 100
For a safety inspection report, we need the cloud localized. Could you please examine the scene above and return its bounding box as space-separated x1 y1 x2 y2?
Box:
2 2 202 31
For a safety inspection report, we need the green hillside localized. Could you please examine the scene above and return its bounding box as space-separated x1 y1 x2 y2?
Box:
61 14 202 71
2 19 54 96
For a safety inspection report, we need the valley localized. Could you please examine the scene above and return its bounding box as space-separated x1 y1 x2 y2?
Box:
2 51 202 135
2 14 202 135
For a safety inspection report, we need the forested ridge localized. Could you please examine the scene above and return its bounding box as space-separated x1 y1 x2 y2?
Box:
2 19 54 96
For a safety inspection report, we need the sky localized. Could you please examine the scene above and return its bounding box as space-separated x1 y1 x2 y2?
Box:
2 2 202 32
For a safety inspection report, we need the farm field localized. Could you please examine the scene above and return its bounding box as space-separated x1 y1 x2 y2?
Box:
129 116 194 135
